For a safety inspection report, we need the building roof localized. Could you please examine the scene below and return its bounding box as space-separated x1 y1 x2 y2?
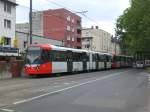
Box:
16 31 62 41
1 0 17 5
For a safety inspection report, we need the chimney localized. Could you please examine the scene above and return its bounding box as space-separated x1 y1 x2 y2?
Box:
95 26 99 29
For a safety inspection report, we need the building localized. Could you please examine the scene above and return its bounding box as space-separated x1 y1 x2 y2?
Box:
82 26 112 53
16 8 82 49
0 0 17 47
16 31 63 52
110 38 121 55
82 26 121 54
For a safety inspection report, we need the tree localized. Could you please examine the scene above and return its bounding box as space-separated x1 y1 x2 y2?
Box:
0 36 6 46
116 0 150 55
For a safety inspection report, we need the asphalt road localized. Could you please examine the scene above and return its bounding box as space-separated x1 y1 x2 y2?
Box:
0 69 150 112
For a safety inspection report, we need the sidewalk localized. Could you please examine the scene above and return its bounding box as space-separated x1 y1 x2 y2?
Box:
0 71 12 80
0 71 26 80
0 60 24 80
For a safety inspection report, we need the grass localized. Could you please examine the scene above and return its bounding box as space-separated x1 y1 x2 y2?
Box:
146 67 150 74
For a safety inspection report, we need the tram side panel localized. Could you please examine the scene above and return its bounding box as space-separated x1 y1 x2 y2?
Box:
50 50 68 73
98 54 105 70
106 55 112 69
72 53 83 72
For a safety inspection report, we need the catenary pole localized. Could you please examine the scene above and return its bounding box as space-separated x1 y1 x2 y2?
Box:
29 0 32 45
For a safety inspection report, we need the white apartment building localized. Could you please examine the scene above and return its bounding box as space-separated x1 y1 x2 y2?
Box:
0 0 17 47
82 26 112 53
16 11 44 36
82 26 121 54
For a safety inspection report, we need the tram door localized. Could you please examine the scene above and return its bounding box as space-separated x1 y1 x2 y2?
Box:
82 53 87 71
96 54 99 70
104 55 107 69
67 51 73 72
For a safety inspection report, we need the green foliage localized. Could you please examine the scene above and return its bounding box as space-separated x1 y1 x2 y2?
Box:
0 36 6 45
116 0 150 55
146 67 150 74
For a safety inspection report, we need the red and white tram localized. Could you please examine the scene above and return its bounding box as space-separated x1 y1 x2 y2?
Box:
24 44 132 76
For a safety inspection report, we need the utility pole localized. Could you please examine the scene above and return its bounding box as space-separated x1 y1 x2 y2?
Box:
29 0 32 45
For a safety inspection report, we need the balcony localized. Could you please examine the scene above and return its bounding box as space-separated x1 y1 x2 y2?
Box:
76 26 82 30
77 29 81 35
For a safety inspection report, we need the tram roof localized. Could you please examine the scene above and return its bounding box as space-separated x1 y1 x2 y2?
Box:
117 55 133 58
30 44 112 55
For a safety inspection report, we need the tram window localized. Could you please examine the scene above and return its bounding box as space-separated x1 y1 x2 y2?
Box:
50 50 66 61
120 56 123 61
105 55 111 62
73 52 77 61
116 56 120 61
81 53 85 61
85 53 90 61
100 55 105 61
95 54 99 61
92 54 95 61
97 55 99 61
106 56 109 61
73 53 82 61
72 52 89 62
92 54 97 61
99 55 104 61
107 56 111 62
78 53 82 61
41 50 49 62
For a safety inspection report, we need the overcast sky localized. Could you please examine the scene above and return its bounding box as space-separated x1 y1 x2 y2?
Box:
16 0 130 35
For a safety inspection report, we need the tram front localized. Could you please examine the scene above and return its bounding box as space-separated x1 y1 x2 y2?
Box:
24 46 52 76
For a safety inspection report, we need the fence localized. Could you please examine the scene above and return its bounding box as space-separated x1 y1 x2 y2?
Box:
0 60 24 80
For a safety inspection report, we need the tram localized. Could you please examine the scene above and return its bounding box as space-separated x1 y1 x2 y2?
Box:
112 55 133 69
24 44 132 76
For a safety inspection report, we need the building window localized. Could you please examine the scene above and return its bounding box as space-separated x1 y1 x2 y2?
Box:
24 41 27 48
4 2 11 13
72 37 74 41
77 38 81 42
67 36 70 40
77 29 81 34
66 16 71 21
67 26 71 31
4 37 11 46
77 20 81 25
72 28 74 32
4 19 11 29
72 19 74 23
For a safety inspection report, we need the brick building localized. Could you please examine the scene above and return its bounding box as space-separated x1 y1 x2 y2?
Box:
16 8 82 49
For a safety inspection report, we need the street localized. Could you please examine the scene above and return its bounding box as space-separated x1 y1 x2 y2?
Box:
0 69 150 112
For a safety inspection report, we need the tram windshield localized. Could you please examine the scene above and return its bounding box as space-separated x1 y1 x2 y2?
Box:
26 47 42 64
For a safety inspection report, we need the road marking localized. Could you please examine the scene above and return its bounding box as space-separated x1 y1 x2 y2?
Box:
13 70 131 105
53 86 60 88
1 109 15 112
64 83 70 85
71 81 76 83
